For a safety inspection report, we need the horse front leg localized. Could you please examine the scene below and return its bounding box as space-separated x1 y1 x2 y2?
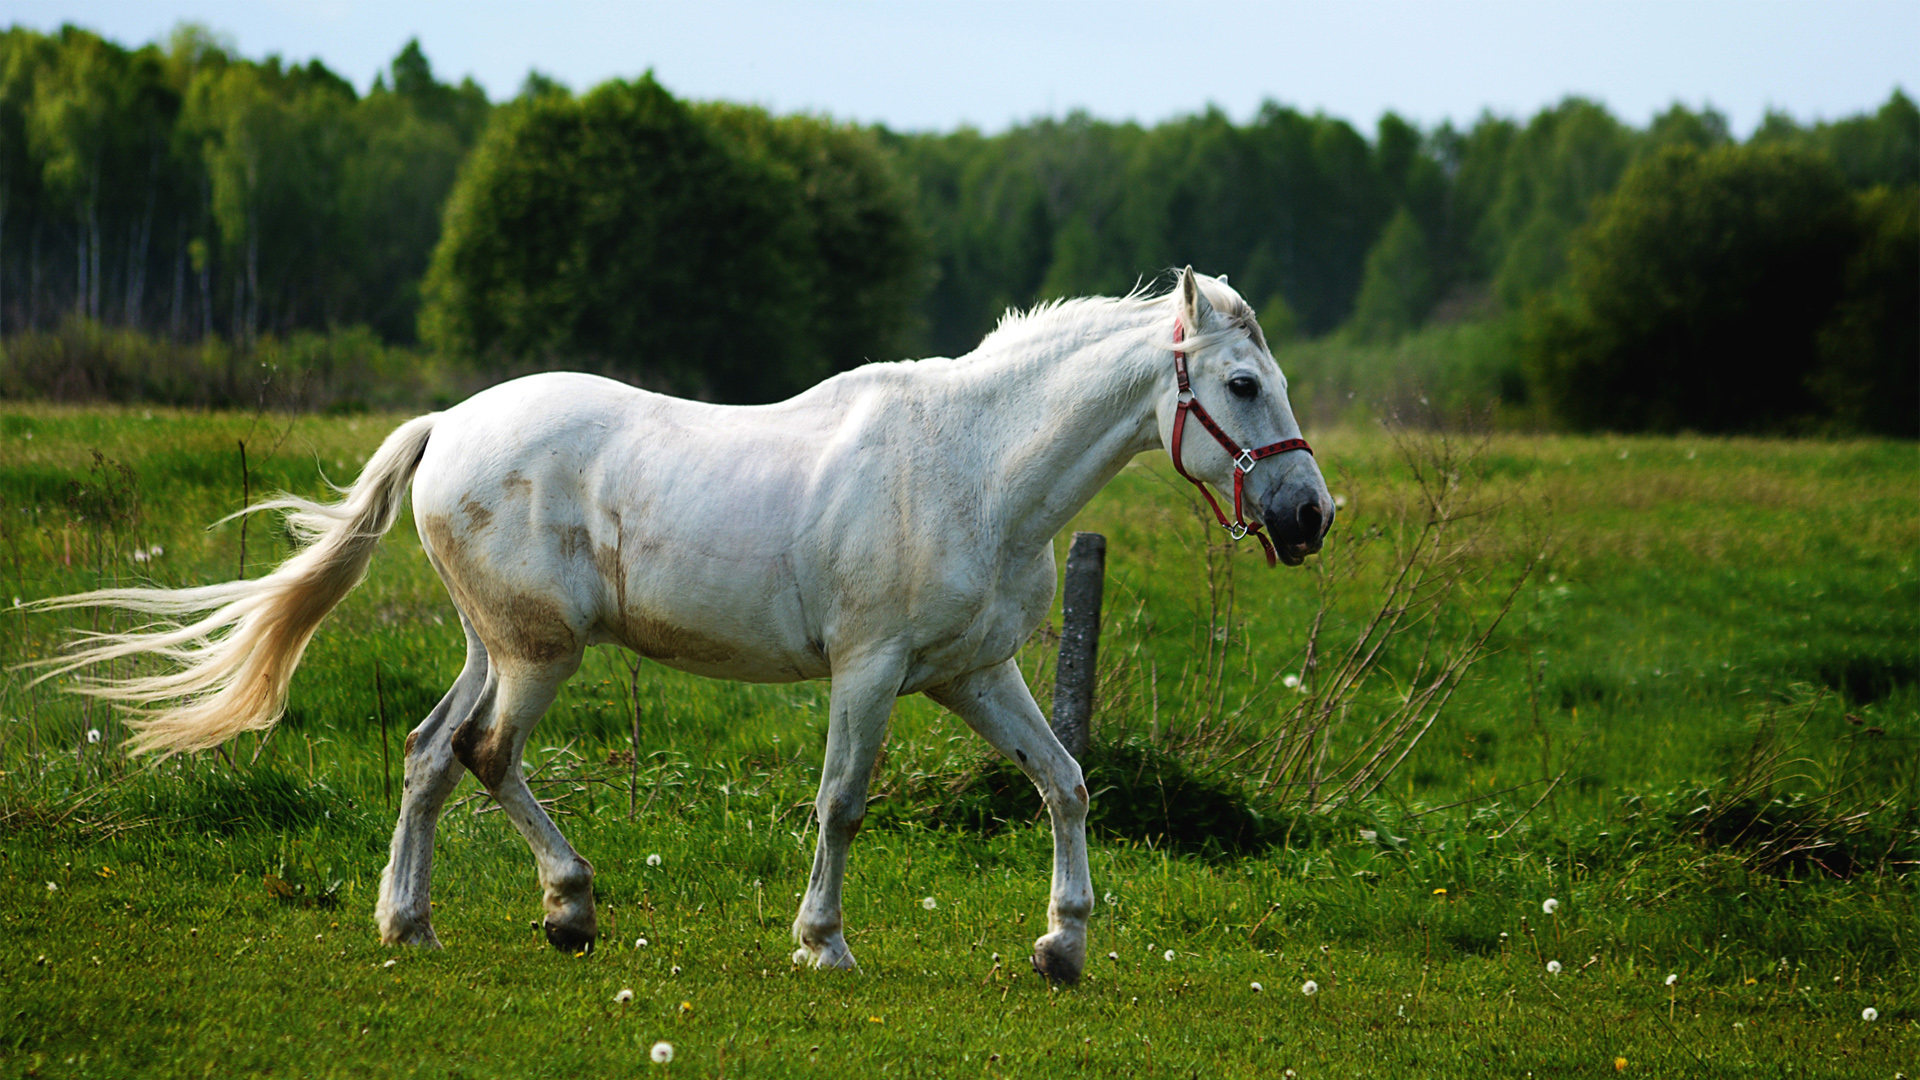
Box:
927 659 1094 984
793 649 908 971
376 621 491 946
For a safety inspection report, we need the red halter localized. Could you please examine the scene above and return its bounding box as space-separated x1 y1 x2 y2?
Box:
1168 320 1313 567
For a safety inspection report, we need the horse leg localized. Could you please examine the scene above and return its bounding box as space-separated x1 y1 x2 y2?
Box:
927 659 1094 984
375 617 492 946
793 650 907 971
450 654 596 953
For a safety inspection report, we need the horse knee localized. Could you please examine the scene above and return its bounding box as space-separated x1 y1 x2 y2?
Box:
817 793 865 839
1045 774 1090 822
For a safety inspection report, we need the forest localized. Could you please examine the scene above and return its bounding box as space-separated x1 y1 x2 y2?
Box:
0 24 1914 430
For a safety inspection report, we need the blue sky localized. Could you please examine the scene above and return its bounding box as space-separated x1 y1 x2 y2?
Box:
17 1 1918 134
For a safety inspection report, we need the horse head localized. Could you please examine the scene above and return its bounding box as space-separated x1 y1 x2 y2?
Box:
1160 266 1334 566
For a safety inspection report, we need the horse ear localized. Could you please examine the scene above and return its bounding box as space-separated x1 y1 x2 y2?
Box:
1179 265 1216 333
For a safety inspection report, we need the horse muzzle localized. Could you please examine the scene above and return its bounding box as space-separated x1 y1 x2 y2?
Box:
1263 489 1334 566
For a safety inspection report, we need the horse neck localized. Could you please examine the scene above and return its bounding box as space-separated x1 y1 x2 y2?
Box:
967 302 1172 551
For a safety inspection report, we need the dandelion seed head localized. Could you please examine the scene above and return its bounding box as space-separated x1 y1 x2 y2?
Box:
1300 980 1319 996
921 896 937 910
650 1041 674 1063
646 853 662 867
1163 949 1175 962
1546 960 1562 974
1542 898 1560 915
1861 1007 1878 1022
615 988 634 1004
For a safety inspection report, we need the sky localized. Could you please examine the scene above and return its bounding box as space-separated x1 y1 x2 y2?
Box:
14 1 1918 136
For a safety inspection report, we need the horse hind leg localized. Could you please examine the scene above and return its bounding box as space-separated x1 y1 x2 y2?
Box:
377 616 492 947
450 653 596 953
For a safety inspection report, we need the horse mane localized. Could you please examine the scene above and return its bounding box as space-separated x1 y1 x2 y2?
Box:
975 273 1268 360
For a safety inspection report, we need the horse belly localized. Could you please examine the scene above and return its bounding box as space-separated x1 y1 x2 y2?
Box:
602 560 825 684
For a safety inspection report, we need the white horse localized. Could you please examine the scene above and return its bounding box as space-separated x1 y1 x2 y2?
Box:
34 268 1331 983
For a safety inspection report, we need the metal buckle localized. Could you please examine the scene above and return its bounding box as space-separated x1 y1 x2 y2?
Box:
1232 449 1257 473
1224 520 1250 541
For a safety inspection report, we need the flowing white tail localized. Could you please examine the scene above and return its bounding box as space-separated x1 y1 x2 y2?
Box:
28 414 436 757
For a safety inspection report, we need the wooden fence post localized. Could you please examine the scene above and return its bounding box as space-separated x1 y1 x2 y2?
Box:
1052 531 1106 760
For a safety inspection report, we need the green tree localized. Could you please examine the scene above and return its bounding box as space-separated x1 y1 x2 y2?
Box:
1525 144 1857 432
1349 205 1435 341
422 75 920 401
1811 185 1919 436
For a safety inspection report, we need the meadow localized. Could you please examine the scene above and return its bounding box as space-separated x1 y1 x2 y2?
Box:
0 405 1914 1078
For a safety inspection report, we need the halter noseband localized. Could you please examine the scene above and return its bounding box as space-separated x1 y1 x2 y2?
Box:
1168 319 1313 567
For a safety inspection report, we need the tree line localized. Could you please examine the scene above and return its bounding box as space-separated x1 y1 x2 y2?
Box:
1 23 1913 430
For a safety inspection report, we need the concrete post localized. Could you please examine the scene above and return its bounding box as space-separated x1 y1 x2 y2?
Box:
1051 531 1106 760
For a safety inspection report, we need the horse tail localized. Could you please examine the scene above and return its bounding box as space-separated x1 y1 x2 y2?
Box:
27 413 438 758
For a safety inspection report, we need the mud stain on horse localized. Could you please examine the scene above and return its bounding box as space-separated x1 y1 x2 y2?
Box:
617 609 735 664
502 471 533 498
460 496 493 532
451 714 513 790
422 513 578 664
403 731 419 756
552 524 592 561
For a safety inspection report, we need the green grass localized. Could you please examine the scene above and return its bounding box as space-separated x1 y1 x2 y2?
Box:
0 405 1915 1077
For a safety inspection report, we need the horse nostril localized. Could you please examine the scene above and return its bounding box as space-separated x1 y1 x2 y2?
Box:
1297 502 1323 541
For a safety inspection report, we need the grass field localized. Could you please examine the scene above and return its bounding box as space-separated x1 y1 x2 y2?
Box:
0 405 1915 1078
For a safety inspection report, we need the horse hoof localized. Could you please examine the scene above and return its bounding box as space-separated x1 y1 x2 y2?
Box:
544 919 596 955
1030 935 1084 985
379 920 442 948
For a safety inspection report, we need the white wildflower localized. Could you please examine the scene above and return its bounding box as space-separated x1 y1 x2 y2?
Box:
1282 673 1301 690
383 958 397 969
921 896 937 910
1542 897 1560 915
1665 973 1678 987
45 881 57 891
149 544 163 558
1546 960 1562 975
1250 981 1264 992
1300 980 1319 996
1332 494 1347 510
1106 951 1118 961
670 965 682 976
1862 1007 1878 1022
615 988 634 1004
1163 949 1175 962
86 728 101 744
646 853 662 867
650 1041 674 1063
636 937 649 948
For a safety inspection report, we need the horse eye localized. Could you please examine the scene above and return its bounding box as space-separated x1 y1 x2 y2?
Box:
1227 376 1260 400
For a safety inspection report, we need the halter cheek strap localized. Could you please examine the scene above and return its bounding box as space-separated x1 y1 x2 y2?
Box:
1168 320 1313 567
